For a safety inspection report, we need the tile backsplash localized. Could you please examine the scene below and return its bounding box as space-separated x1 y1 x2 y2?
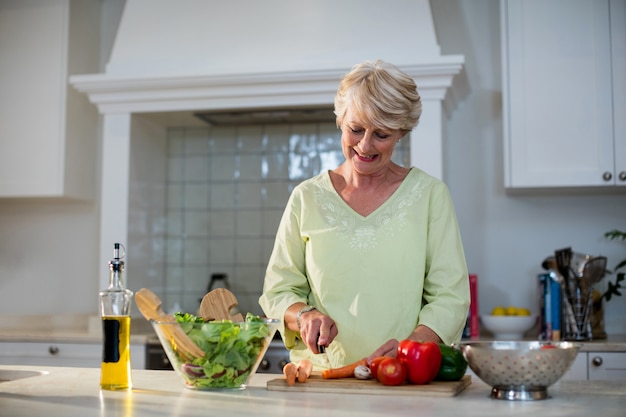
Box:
163 121 409 316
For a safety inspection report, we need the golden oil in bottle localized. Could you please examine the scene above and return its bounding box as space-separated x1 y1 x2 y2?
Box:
100 315 131 390
99 243 133 390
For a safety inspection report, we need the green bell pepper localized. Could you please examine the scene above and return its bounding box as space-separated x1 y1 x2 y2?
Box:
435 344 467 381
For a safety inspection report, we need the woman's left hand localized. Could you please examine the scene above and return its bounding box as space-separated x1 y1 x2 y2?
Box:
367 339 399 363
366 325 442 363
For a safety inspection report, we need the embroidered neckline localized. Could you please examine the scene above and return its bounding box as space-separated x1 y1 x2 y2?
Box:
313 169 425 251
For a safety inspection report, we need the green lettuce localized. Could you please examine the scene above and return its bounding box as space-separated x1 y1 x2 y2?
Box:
172 312 270 389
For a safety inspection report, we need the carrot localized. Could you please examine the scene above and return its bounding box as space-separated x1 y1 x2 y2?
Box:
321 358 368 379
283 362 298 386
296 359 313 383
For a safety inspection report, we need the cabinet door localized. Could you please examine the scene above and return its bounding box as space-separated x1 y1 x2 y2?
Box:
0 342 146 369
588 352 626 381
611 0 626 186
0 0 98 198
502 0 614 187
0 1 67 196
561 352 588 381
0 342 101 367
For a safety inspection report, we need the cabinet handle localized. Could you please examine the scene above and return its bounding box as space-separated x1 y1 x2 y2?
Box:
602 172 612 181
591 356 603 367
259 359 270 370
48 345 59 355
619 171 626 181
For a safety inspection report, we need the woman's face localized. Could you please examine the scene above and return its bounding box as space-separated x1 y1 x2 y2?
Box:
340 108 404 176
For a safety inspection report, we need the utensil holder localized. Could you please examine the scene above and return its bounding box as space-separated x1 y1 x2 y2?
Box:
562 289 593 341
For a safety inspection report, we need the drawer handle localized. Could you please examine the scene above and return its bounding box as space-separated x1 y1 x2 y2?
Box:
602 172 612 181
619 171 626 181
48 345 59 355
591 356 603 367
259 359 271 370
279 359 289 370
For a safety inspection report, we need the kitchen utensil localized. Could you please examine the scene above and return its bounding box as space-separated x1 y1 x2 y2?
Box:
570 252 593 277
554 247 574 299
135 288 204 360
573 257 606 339
560 256 606 341
541 256 557 271
267 374 471 397
581 256 608 289
459 341 580 400
199 288 244 322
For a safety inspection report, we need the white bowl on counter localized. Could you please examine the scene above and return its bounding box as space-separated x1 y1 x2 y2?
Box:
480 315 537 339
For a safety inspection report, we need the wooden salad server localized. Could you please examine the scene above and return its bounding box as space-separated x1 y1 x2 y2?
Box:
199 288 245 322
135 288 204 360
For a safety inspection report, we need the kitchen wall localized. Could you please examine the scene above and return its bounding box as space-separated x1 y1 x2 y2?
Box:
430 0 626 333
0 0 624 334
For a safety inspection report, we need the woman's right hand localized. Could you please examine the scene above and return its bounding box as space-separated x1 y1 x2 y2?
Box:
298 309 338 354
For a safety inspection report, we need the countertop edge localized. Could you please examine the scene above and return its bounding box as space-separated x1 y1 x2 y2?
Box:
0 364 625 417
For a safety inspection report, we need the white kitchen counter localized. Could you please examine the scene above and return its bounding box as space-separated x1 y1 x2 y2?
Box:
1 365 624 417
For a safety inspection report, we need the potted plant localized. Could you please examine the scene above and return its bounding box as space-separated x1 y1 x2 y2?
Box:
591 229 625 338
602 229 625 302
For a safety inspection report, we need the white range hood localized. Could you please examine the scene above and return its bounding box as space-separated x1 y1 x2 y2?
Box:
70 0 466 289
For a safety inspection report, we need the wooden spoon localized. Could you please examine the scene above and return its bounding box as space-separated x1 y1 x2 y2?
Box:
199 288 244 322
581 256 608 290
135 288 204 360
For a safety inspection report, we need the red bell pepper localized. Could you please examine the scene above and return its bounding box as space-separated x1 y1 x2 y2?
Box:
396 340 442 385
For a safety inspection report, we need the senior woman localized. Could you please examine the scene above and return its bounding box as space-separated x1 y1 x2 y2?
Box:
259 60 470 370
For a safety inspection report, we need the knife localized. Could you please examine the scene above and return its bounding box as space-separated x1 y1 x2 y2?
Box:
317 342 332 370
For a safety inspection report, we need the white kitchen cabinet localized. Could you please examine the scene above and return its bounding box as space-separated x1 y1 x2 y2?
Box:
501 0 626 188
0 341 146 369
561 352 589 381
612 0 626 186
0 0 99 198
587 352 626 381
562 351 626 381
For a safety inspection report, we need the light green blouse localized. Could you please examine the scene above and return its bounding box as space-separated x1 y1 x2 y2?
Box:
259 168 470 369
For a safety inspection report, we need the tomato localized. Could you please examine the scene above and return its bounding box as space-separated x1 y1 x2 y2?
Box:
397 340 442 385
369 356 386 380
376 357 407 386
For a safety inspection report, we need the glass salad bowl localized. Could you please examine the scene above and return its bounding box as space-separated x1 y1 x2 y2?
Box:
151 314 279 390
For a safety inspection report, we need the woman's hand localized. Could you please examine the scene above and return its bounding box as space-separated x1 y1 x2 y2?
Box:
298 309 338 354
407 325 442 344
366 326 442 363
367 339 399 363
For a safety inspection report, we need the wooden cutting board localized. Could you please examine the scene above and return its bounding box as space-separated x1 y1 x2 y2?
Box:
267 373 471 397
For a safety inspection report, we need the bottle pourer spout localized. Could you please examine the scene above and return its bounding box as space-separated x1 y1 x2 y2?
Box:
109 242 125 272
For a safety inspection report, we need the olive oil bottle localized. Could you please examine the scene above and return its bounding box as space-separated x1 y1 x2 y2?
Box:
99 243 133 390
